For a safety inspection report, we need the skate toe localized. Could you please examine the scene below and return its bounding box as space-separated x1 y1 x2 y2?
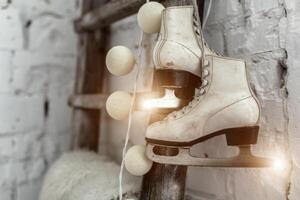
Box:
146 121 168 139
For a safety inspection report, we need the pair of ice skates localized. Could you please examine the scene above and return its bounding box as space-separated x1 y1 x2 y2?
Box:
145 6 272 167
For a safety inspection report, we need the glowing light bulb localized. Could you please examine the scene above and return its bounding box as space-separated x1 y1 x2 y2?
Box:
272 158 287 171
141 89 180 110
142 99 156 110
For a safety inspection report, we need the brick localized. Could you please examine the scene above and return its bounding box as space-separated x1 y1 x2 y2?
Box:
287 62 300 127
0 6 23 50
204 25 225 55
289 166 300 200
206 0 243 24
229 170 286 200
0 95 44 134
225 27 248 56
10 161 27 184
12 51 76 94
46 88 73 135
9 158 45 185
0 137 14 158
225 16 282 55
244 0 280 14
45 0 81 18
42 134 59 164
27 158 46 181
187 168 229 199
29 17 77 56
247 50 286 100
12 0 81 20
279 17 288 48
288 61 300 166
0 0 9 9
0 187 12 200
0 163 12 187
290 137 300 167
260 100 286 133
17 180 42 200
0 51 13 93
13 131 43 160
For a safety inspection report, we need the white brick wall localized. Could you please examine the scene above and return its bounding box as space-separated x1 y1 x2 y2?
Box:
1 0 300 200
0 0 80 199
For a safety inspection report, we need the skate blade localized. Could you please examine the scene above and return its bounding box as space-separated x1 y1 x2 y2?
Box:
146 144 273 168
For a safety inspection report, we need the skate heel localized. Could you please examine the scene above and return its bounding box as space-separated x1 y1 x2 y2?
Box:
225 126 259 146
153 69 201 99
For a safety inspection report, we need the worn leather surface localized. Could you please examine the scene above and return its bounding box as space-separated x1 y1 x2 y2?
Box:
146 55 260 142
153 6 202 77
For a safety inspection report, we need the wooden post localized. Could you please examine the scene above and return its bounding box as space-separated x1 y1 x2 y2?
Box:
141 149 188 200
71 0 107 151
140 1 205 199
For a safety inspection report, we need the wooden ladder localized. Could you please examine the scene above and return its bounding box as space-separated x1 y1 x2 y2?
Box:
70 0 205 199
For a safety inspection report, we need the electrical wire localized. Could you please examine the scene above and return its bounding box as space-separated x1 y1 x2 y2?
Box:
118 33 144 200
118 1 149 199
202 0 212 29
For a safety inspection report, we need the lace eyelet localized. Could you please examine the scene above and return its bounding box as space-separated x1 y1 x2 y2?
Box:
199 89 206 95
202 79 208 86
204 60 210 66
203 69 209 77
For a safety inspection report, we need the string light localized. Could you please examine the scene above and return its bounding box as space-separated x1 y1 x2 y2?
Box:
142 89 181 110
272 157 287 171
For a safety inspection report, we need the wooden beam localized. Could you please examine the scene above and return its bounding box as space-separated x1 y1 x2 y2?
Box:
75 0 148 32
69 94 108 110
74 0 205 32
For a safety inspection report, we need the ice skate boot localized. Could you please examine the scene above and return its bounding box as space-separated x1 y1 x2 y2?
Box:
146 7 273 168
152 6 216 108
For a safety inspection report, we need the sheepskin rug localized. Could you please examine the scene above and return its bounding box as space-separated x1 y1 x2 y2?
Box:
39 151 141 200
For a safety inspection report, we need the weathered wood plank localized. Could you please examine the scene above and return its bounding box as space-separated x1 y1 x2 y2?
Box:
75 0 148 32
141 148 188 200
75 0 204 32
69 94 108 110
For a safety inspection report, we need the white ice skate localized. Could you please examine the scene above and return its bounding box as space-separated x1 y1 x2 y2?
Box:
146 6 273 168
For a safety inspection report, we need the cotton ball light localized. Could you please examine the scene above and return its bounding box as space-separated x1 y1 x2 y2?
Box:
106 46 135 76
106 91 132 120
125 145 153 176
137 2 165 34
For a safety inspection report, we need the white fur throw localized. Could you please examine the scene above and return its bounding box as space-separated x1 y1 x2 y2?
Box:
39 151 141 200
